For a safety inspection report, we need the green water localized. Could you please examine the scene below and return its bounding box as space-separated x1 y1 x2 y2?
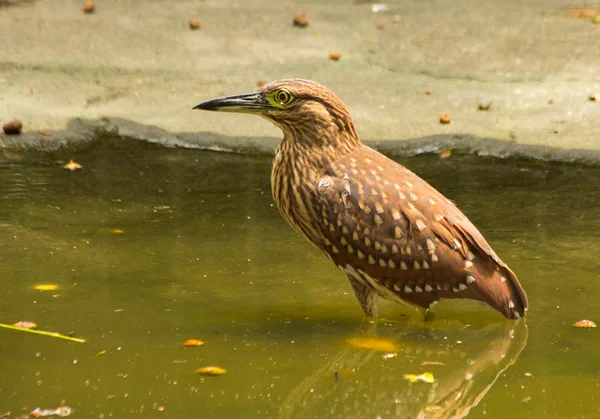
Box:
1 137 599 418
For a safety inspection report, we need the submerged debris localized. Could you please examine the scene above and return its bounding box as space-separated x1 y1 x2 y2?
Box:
345 337 397 352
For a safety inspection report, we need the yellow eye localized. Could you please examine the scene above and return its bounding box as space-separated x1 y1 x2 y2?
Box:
275 89 293 105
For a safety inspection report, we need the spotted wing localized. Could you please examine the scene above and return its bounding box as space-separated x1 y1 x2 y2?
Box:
314 146 527 319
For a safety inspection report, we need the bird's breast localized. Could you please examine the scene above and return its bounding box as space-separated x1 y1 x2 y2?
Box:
271 146 323 246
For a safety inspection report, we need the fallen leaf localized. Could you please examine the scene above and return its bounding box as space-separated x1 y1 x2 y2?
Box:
184 339 205 347
439 150 452 159
329 50 341 61
35 284 58 291
574 319 596 328
345 337 397 352
196 366 226 376
96 350 106 356
568 9 596 18
63 160 82 171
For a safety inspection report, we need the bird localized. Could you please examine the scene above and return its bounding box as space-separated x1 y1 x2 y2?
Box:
194 79 528 320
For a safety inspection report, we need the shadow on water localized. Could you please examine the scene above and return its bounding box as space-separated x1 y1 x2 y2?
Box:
1 135 599 417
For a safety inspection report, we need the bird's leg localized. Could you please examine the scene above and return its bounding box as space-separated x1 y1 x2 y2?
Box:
347 275 378 318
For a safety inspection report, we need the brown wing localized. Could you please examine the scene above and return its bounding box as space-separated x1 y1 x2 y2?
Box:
314 146 528 319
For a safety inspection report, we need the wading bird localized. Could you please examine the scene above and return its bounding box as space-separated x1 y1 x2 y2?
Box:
195 79 528 319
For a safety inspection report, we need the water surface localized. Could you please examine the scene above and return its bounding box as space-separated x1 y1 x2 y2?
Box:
1 137 599 418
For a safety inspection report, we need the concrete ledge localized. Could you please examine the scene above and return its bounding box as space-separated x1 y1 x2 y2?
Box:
1 0 599 158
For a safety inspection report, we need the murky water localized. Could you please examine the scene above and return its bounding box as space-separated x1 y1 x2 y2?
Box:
1 136 599 418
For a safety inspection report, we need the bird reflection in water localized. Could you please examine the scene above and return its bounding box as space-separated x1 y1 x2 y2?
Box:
278 320 528 419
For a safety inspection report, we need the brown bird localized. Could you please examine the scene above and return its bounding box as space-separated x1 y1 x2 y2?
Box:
195 79 528 320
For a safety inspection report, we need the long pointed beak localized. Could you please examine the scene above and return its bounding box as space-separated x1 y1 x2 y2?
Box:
193 92 269 113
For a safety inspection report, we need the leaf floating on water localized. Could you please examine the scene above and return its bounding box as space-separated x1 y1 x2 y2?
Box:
63 160 82 171
196 366 226 376
110 229 125 234
13 321 38 329
345 337 398 352
404 372 435 383
96 350 107 356
35 284 58 291
184 339 205 347
574 319 597 328
30 406 72 417
382 353 397 360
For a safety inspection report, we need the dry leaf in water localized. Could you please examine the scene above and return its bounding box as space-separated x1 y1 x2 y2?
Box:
197 366 226 376
574 319 596 328
439 150 452 159
184 339 205 347
35 284 58 291
13 321 38 329
63 160 82 171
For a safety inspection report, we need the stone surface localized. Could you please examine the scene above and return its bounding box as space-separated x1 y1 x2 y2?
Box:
0 0 599 158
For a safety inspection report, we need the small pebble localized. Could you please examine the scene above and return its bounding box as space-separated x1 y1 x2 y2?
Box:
589 93 599 102
257 80 265 87
478 99 492 111
293 12 309 28
393 14 403 24
329 50 341 61
425 89 432 95
83 0 95 13
3 120 22 135
439 113 451 124
376 22 384 30
189 17 200 30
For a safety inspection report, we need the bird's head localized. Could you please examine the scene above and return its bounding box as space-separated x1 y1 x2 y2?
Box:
194 79 359 145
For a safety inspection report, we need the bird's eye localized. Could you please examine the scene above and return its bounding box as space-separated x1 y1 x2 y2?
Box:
275 89 293 105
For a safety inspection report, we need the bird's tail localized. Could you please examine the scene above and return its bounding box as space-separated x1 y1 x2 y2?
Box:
474 264 528 320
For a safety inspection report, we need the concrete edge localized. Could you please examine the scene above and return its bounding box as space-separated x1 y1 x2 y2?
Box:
2 117 600 166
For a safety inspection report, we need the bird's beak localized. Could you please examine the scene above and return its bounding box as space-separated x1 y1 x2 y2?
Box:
193 92 270 114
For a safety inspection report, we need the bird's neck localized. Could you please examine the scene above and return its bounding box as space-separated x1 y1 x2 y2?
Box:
279 123 362 170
